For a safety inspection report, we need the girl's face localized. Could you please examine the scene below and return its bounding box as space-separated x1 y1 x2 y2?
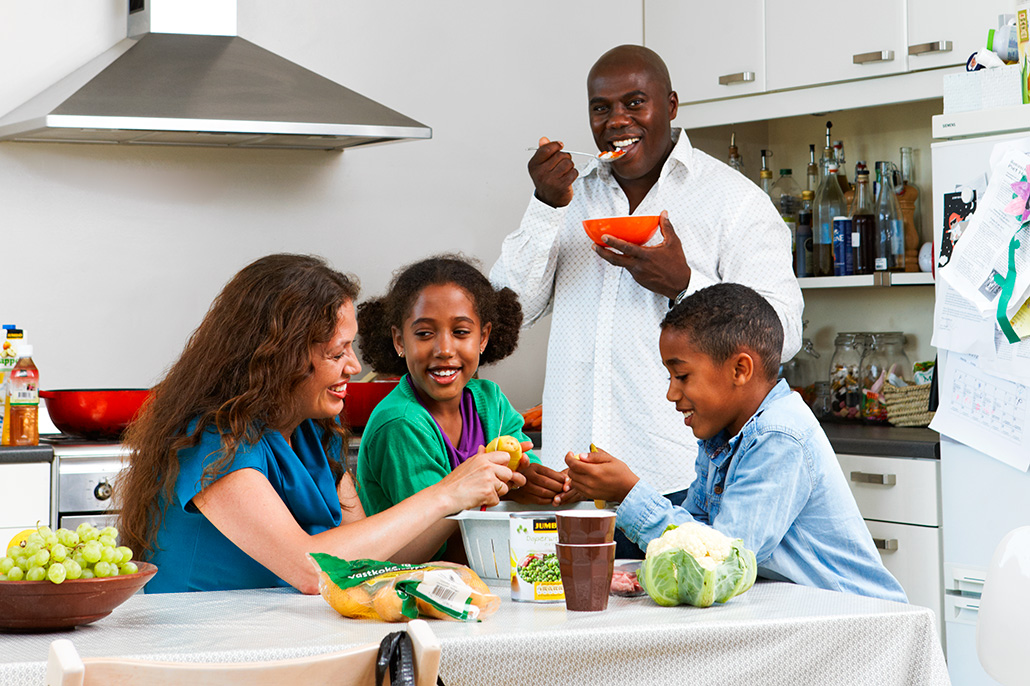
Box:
392 283 491 414
288 300 361 433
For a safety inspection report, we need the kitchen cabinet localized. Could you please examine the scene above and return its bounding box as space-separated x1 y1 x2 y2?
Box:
0 447 54 549
907 0 1012 72
644 0 765 104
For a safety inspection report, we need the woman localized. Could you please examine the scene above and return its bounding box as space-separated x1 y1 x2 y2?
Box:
119 254 521 594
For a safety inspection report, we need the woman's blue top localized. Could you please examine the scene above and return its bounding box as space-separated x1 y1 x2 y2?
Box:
146 419 343 593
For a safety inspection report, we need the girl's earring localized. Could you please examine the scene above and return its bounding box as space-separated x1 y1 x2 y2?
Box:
398 351 405 358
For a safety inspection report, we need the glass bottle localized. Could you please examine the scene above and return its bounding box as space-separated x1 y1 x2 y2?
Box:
728 132 745 177
829 333 863 421
897 146 921 272
874 161 905 272
796 190 815 278
833 139 850 195
807 144 819 192
759 149 774 199
6 343 39 446
814 161 846 277
771 168 801 267
850 168 875 275
811 381 833 421
782 336 820 406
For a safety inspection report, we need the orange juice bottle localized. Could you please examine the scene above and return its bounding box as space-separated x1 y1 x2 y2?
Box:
7 344 39 446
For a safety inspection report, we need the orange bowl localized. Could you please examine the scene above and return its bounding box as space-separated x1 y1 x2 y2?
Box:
0 562 157 631
582 215 660 247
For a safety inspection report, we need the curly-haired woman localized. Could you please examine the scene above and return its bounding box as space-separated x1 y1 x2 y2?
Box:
356 255 569 562
119 254 522 593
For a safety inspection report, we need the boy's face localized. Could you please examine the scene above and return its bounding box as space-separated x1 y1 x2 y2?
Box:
659 328 750 441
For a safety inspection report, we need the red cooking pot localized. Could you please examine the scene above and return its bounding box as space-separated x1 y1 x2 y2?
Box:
341 379 400 429
40 389 151 440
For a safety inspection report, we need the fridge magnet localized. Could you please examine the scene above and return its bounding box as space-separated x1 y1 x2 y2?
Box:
939 191 976 268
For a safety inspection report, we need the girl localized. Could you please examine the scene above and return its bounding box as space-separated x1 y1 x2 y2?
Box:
356 255 569 561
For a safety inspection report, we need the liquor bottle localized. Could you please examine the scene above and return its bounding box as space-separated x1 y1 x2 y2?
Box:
821 121 834 174
844 160 867 215
796 190 815 277
850 168 875 275
897 146 921 272
6 344 38 446
771 169 802 269
806 144 819 192
759 149 774 199
814 161 845 277
874 161 905 272
728 132 745 177
833 139 851 195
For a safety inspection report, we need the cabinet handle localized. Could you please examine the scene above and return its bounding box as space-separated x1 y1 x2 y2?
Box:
908 40 952 56
850 470 897 486
852 50 895 64
874 537 899 551
718 71 756 86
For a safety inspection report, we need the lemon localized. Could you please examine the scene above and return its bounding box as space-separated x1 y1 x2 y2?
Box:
7 528 37 551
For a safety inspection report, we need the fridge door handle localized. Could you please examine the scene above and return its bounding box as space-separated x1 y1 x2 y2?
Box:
850 470 897 486
873 537 899 551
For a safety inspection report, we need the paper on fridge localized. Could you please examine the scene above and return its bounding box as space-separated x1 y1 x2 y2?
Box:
930 352 1030 472
938 148 1030 321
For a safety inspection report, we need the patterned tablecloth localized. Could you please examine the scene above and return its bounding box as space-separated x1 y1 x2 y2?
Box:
0 580 949 686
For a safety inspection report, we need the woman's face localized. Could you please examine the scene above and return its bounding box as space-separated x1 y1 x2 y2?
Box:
392 283 491 414
291 300 361 429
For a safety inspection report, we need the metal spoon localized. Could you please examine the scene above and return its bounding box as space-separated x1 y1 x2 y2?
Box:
526 147 625 161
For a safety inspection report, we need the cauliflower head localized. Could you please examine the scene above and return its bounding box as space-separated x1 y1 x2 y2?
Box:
640 522 757 607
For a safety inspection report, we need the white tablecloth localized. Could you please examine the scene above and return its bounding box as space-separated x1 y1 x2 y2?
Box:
0 580 949 686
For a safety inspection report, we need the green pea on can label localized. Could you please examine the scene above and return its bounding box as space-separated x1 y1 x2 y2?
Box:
509 513 563 603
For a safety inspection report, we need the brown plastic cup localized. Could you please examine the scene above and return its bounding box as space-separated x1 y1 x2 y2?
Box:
555 511 616 545
556 542 616 611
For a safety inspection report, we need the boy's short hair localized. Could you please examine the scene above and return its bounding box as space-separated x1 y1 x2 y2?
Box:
661 283 784 380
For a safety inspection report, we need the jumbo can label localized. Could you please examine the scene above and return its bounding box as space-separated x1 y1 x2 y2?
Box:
509 513 563 602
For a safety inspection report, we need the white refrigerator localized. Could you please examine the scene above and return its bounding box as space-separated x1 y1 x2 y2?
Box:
931 112 1030 686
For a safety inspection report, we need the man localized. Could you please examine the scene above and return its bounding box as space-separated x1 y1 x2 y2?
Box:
491 45 803 548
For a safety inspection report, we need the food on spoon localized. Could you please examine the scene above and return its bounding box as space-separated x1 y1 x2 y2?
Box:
597 149 626 161
639 521 757 607
485 435 523 471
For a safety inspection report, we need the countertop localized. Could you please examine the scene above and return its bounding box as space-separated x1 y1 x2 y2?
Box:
0 444 54 465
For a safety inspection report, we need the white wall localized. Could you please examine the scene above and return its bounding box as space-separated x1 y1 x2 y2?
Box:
1 0 643 409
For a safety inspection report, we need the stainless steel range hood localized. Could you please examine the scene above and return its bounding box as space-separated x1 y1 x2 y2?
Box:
0 0 431 151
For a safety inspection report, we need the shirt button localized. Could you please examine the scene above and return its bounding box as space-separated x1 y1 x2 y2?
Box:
714 486 723 495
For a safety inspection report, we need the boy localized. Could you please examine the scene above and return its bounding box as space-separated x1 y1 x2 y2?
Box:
565 283 906 603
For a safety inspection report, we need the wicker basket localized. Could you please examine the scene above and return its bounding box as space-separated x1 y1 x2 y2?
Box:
883 383 934 427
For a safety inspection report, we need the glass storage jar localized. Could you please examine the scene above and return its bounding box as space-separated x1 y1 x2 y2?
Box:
781 337 820 406
880 332 913 387
859 333 890 423
829 333 863 420
810 381 833 420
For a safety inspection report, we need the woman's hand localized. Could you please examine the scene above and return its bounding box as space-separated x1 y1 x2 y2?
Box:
337 472 365 524
564 446 640 503
437 447 524 512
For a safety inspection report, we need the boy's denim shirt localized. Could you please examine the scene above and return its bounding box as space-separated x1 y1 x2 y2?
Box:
617 379 907 603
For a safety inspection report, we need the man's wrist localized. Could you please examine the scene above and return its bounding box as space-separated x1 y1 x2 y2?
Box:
668 287 690 309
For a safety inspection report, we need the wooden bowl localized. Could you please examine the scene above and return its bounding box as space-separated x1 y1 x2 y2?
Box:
582 215 660 247
0 562 157 631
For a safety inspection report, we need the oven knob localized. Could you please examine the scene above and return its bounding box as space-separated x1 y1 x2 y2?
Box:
94 480 113 501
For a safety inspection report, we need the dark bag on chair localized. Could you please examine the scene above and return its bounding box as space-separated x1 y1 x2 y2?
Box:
376 631 446 686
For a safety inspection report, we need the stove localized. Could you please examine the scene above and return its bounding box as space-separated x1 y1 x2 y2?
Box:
40 435 129 530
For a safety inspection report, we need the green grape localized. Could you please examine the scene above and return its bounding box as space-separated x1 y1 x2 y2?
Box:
0 574 6 581
7 545 22 558
6 566 24 581
0 557 13 575
15 556 30 572
79 568 95 580
31 550 50 568
47 564 67 584
81 541 102 564
116 546 134 564
43 533 58 547
57 529 79 547
100 526 119 539
72 553 88 568
80 527 100 543
118 562 139 575
23 542 42 557
62 559 83 580
50 543 68 563
25 532 44 547
26 566 47 581
98 534 117 548
93 561 116 578
37 525 53 537
99 546 119 564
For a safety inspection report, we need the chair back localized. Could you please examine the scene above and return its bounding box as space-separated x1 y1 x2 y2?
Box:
976 526 1030 686
47 618 440 686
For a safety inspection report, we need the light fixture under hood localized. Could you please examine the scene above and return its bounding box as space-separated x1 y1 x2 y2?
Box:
0 0 432 151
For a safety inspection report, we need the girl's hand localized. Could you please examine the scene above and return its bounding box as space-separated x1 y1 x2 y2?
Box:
564 446 639 503
506 462 568 505
337 472 366 524
438 447 524 512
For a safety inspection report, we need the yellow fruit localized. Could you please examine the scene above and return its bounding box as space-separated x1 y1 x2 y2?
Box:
486 435 522 471
587 444 608 509
7 528 36 551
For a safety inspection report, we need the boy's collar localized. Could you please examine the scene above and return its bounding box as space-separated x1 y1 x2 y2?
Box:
699 379 792 459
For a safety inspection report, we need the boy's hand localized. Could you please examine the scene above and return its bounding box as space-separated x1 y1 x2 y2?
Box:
564 446 640 503
505 462 569 505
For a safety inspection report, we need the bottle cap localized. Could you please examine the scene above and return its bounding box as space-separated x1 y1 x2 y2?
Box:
17 343 32 357
802 190 815 199
2 324 16 330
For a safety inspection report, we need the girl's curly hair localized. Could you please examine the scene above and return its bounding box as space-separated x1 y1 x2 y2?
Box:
357 254 522 375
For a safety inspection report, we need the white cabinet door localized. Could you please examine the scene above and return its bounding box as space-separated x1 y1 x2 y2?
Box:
836 453 941 527
907 0 1012 71
0 462 51 534
865 519 943 635
645 0 765 103
766 0 906 91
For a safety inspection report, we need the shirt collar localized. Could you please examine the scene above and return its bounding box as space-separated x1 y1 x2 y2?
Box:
585 127 693 186
699 378 793 464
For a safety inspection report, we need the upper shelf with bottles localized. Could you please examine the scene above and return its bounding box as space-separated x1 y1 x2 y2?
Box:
798 272 934 290
644 0 1013 128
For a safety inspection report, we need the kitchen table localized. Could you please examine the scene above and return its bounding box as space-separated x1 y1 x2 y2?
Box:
0 580 948 686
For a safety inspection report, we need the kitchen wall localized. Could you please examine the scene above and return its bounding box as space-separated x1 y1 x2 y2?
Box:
1 0 643 409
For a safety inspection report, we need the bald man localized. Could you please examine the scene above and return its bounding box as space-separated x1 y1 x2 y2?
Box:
491 45 803 555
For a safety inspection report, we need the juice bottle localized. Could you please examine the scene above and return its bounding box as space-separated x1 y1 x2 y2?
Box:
0 325 24 445
7 343 39 446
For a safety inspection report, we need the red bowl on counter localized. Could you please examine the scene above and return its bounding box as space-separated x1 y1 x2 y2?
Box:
40 389 151 440
341 379 400 428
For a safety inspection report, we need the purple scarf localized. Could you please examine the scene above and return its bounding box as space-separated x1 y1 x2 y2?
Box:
407 376 486 470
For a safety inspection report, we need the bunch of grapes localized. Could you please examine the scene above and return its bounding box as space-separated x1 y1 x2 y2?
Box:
0 524 138 584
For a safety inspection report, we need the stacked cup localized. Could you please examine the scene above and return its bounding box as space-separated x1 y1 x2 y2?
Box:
555 511 617 611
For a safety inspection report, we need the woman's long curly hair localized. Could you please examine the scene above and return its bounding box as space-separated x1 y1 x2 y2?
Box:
357 254 522 376
118 254 360 558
